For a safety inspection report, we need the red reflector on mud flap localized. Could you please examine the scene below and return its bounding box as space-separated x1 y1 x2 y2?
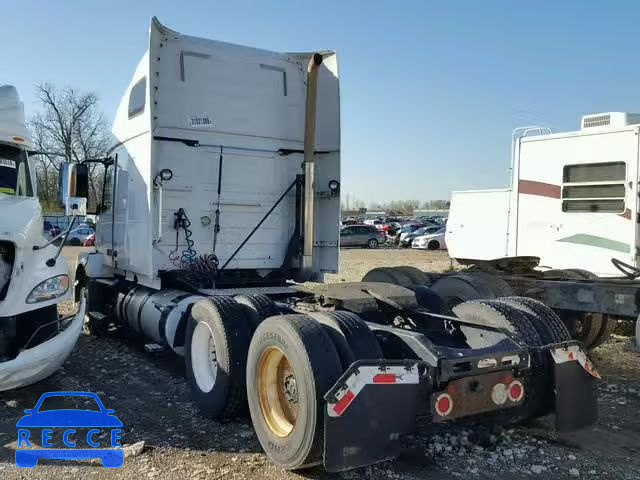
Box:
332 390 355 416
373 373 397 383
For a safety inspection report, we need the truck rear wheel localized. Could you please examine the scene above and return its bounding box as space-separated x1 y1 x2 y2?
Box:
543 269 603 347
247 314 342 470
361 267 412 286
453 299 547 419
498 297 571 344
431 272 512 309
234 294 279 330
308 311 382 369
326 311 383 360
407 285 450 314
393 266 429 285
453 299 542 347
590 317 618 348
185 296 252 419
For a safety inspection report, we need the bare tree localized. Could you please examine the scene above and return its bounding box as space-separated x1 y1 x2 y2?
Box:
421 199 450 211
341 195 366 212
29 83 110 212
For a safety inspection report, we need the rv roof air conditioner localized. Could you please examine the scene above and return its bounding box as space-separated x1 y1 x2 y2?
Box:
581 112 640 130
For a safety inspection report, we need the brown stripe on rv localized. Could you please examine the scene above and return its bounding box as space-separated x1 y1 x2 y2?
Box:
518 180 561 199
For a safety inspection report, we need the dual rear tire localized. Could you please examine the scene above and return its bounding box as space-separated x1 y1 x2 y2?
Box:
185 296 253 419
184 295 382 469
247 312 382 469
453 297 571 420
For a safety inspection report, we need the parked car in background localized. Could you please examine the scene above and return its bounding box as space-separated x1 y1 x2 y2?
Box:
84 233 95 247
412 227 447 250
398 223 427 244
43 221 62 238
400 225 443 247
340 224 386 248
65 226 95 246
341 219 360 226
418 215 447 225
384 222 402 243
363 219 385 230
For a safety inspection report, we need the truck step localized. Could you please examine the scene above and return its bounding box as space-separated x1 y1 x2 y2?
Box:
144 343 166 353
88 311 108 320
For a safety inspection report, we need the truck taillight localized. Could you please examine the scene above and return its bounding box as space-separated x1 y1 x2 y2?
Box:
434 393 453 416
491 383 508 405
507 380 524 402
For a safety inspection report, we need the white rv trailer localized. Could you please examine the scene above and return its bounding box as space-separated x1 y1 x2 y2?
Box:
72 18 599 472
447 113 640 277
443 114 640 347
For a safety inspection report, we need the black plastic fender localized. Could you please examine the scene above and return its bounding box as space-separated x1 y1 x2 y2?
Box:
547 342 599 432
323 361 426 472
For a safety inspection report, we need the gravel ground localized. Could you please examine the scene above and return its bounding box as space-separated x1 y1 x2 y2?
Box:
324 247 453 283
1 247 639 479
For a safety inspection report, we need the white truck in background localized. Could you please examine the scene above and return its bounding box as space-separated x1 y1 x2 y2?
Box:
0 85 86 390
444 114 640 347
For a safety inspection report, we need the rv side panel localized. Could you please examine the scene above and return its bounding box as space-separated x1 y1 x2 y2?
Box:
446 189 510 261
516 130 638 276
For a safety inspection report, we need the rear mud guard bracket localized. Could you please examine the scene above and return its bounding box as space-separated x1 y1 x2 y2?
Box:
549 343 598 432
323 361 426 472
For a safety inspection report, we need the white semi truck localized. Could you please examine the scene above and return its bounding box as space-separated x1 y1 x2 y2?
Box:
72 18 600 472
440 115 640 348
0 85 86 390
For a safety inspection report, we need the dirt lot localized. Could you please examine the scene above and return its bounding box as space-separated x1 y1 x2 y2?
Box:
1 247 639 479
324 247 453 283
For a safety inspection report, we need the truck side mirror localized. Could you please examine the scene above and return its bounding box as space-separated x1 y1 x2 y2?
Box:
59 162 89 216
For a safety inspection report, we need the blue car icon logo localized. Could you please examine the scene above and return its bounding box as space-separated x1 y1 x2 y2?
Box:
15 391 124 468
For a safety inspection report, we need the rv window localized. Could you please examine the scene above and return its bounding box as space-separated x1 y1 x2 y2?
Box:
562 184 625 199
562 199 625 213
563 162 625 183
561 161 626 213
128 77 146 119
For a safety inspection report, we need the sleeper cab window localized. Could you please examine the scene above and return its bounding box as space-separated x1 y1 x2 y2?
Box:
128 77 146 119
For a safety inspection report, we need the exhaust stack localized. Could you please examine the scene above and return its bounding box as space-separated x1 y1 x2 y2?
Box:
301 53 323 279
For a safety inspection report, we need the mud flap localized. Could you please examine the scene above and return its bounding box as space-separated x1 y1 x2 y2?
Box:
323 362 424 472
550 344 599 432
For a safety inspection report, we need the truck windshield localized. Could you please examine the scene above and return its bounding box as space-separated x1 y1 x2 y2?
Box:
0 144 32 196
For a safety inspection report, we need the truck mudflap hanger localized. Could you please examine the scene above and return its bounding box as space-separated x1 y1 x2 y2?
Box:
321 342 599 472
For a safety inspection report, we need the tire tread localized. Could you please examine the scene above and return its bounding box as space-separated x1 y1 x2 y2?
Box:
248 314 342 469
187 296 252 418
